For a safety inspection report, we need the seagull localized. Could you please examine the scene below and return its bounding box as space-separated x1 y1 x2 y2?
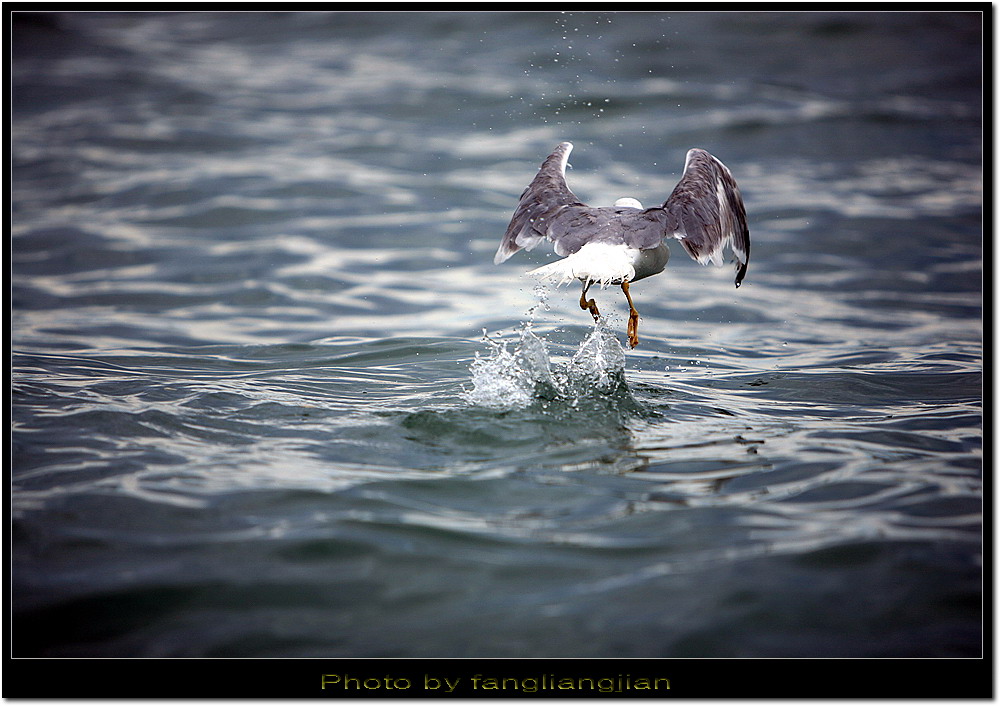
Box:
493 142 750 348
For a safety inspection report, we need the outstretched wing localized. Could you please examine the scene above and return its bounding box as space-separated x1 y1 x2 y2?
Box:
493 142 586 264
495 144 751 288
660 148 751 287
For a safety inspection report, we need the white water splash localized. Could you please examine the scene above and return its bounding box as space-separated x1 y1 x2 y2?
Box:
571 325 627 388
463 321 627 410
463 325 553 409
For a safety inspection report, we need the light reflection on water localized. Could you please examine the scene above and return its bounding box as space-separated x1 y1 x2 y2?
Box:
11 10 981 659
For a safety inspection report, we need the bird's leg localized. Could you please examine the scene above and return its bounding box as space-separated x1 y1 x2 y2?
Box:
579 281 601 322
621 280 640 348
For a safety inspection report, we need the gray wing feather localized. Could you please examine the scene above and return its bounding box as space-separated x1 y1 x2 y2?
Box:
493 142 585 264
569 147 751 287
495 144 750 288
660 148 750 287
494 141 660 261
543 206 645 256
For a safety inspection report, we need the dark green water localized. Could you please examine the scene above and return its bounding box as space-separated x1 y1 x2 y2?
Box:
11 10 982 665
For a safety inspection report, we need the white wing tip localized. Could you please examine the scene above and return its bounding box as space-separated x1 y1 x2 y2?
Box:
683 147 702 171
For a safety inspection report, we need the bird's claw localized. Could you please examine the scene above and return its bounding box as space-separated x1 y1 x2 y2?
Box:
579 288 601 322
627 312 640 348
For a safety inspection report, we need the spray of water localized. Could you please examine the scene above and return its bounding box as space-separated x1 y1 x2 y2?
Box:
463 325 549 409
463 319 630 411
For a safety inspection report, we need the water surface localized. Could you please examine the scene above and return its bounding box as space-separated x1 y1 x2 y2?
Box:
11 10 982 659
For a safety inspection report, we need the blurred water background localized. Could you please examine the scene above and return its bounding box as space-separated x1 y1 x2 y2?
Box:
11 10 983 658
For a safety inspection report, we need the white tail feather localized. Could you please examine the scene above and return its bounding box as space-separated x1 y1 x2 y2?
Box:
526 242 637 286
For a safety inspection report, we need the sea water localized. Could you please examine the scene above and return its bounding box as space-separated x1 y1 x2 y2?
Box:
12 11 981 658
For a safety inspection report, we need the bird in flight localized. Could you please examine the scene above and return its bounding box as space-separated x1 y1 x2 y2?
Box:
494 142 750 348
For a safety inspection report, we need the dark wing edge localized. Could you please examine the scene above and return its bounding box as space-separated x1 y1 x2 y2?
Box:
661 148 751 287
493 142 586 265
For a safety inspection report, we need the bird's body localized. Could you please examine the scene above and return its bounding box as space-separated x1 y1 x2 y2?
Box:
528 239 670 287
493 142 750 348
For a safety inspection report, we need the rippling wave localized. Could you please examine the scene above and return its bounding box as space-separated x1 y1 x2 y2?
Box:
12 11 981 660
